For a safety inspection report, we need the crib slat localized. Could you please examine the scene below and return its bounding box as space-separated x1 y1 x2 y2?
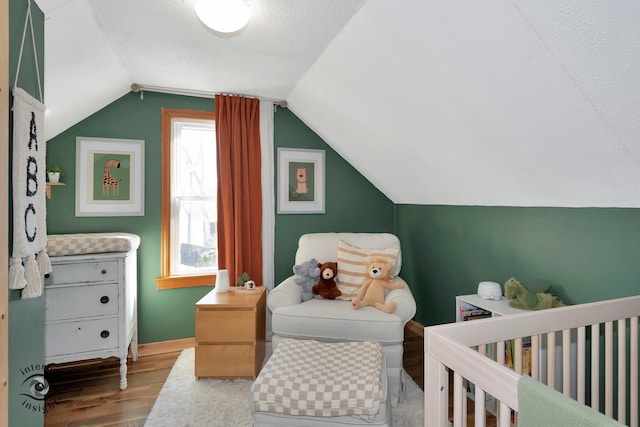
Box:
577 326 586 404
591 323 600 412
562 329 571 396
617 319 626 425
531 334 539 381
497 340 505 367
547 332 555 389
498 402 511 427
515 337 523 374
630 316 638 427
462 377 468 427
474 387 486 427
454 372 464 427
605 321 613 418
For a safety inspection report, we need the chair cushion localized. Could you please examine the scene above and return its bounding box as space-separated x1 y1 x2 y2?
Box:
271 299 404 344
335 240 400 300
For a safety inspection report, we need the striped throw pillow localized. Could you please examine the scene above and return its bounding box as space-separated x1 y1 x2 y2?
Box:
336 240 400 300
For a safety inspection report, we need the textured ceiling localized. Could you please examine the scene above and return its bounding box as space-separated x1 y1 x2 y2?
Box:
37 0 364 138
35 0 640 207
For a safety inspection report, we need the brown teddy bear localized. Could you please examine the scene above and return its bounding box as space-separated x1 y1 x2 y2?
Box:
312 261 341 300
351 259 404 313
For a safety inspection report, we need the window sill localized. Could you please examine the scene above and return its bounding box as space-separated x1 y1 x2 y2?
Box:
156 274 217 290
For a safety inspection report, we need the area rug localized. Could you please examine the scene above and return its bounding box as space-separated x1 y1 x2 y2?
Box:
145 346 424 426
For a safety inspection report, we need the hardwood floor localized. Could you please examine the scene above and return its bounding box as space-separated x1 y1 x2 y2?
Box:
403 320 425 390
44 324 494 426
44 351 180 427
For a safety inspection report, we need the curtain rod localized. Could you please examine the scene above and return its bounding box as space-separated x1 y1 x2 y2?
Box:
130 83 288 108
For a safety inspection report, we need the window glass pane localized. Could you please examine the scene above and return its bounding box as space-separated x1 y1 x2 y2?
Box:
170 118 217 276
174 198 217 274
175 123 217 197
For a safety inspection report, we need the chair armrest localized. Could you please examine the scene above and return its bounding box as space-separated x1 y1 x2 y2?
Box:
386 277 416 324
267 276 302 312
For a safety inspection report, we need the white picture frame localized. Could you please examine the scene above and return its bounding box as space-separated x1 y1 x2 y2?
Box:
75 137 145 217
277 148 325 214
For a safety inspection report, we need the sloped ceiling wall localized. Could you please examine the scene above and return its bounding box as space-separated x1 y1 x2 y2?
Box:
288 0 640 207
37 0 640 208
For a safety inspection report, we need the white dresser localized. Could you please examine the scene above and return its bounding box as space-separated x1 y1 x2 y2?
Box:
44 250 138 390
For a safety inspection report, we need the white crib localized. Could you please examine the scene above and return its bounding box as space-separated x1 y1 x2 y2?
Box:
424 295 640 427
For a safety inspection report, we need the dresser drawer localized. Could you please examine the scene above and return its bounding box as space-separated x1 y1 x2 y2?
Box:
45 283 118 322
45 260 119 285
195 310 256 343
195 344 259 378
45 318 119 357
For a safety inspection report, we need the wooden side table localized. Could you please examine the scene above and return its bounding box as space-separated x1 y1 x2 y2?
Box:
195 286 266 379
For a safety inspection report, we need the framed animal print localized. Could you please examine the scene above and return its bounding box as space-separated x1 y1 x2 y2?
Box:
277 148 325 214
75 137 145 216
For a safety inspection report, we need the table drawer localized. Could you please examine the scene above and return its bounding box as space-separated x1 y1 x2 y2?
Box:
45 318 119 357
45 283 118 322
195 310 255 343
45 260 119 285
195 344 258 378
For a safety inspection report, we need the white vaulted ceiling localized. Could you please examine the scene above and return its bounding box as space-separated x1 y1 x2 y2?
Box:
35 0 640 207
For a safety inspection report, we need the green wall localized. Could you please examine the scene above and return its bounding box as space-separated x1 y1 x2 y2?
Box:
45 96 395 344
396 205 640 326
8 0 46 425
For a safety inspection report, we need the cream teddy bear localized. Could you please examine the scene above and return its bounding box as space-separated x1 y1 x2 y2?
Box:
351 259 404 313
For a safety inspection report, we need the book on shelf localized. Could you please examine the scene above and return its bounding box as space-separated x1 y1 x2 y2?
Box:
459 304 492 321
505 336 532 376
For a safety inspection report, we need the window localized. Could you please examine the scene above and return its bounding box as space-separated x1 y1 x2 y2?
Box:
156 109 217 289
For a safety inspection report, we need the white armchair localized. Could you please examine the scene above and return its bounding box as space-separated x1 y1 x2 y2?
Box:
267 232 416 406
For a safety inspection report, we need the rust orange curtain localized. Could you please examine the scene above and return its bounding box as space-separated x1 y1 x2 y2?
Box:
215 94 263 286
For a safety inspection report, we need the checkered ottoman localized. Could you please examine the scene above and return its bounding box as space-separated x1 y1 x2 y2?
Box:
251 339 391 427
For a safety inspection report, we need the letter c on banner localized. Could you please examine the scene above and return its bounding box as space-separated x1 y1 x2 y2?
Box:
24 203 37 242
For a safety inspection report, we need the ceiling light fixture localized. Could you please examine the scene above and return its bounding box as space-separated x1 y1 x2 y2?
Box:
195 0 250 34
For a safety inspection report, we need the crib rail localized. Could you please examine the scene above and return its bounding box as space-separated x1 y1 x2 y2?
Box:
424 295 640 427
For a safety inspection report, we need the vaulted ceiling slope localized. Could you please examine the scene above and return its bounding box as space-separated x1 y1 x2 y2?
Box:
37 0 640 207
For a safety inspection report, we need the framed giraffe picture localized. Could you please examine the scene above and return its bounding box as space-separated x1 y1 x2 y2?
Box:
75 137 145 216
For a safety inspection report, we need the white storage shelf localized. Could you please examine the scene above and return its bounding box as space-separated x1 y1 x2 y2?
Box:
456 294 529 321
44 251 138 390
455 293 577 414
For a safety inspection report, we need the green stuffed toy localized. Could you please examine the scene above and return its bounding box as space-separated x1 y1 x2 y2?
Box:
504 277 567 310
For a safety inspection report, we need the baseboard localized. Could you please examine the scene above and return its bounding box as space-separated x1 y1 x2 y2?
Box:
136 337 195 357
405 319 424 337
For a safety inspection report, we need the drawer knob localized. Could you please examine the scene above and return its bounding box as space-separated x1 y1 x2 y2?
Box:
100 296 110 304
44 273 50 279
100 330 110 339
101 269 107 275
